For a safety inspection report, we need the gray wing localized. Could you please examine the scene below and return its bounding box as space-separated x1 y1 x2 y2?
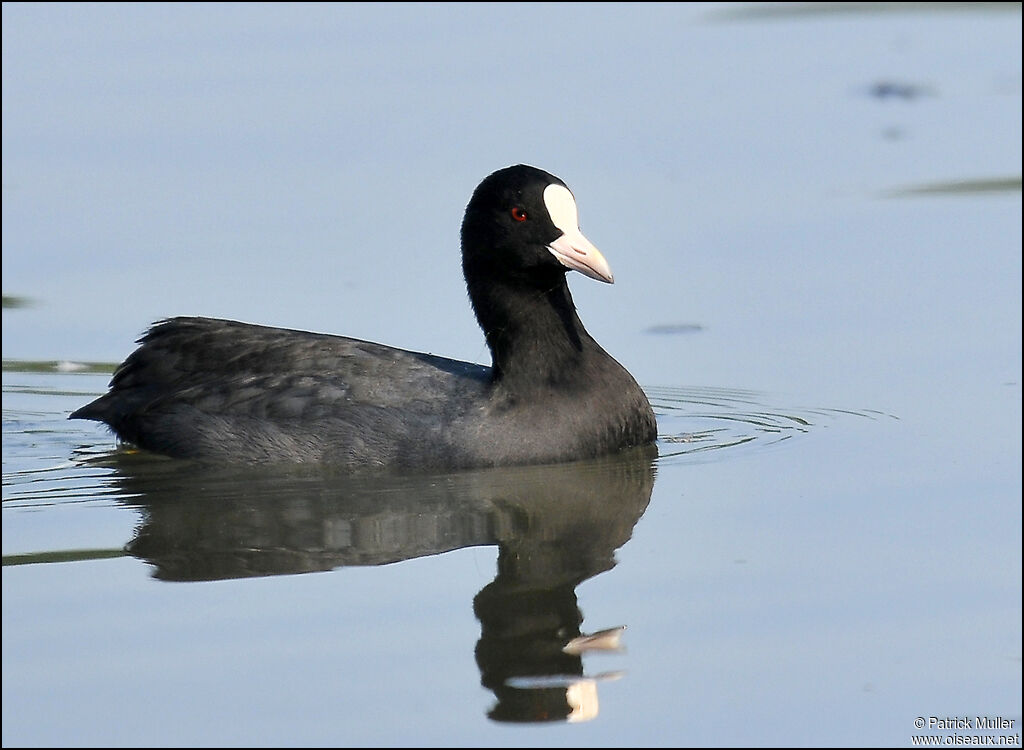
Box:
72 317 490 466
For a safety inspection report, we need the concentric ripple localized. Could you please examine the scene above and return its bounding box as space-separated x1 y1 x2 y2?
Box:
647 385 894 465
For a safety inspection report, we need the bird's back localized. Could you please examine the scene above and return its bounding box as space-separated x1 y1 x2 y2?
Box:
72 317 490 468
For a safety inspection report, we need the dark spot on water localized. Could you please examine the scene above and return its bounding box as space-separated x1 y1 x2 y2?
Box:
645 323 704 335
2 295 33 309
867 80 935 101
881 126 906 141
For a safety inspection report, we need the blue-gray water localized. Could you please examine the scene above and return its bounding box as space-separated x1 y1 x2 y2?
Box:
3 3 1021 747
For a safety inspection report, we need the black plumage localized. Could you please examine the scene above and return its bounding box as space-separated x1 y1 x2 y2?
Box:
71 165 657 470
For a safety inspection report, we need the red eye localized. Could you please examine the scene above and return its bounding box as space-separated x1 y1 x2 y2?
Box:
510 206 528 222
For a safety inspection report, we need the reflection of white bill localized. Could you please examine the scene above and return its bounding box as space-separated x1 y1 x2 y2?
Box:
562 625 627 655
503 672 626 724
566 679 600 723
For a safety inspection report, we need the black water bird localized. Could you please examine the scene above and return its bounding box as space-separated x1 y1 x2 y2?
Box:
71 165 657 470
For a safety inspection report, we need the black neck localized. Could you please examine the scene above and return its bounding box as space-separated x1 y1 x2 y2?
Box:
467 274 598 389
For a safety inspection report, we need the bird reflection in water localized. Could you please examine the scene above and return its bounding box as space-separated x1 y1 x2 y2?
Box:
84 444 657 723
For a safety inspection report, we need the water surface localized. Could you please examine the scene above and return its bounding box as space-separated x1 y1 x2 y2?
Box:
3 3 1020 747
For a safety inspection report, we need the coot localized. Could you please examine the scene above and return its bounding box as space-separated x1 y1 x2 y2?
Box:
71 165 657 470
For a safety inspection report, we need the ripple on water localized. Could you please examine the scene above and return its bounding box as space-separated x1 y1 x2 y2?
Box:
4 367 895 507
647 385 895 466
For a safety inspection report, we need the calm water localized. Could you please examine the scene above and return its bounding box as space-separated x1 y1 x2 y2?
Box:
3 3 1021 747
